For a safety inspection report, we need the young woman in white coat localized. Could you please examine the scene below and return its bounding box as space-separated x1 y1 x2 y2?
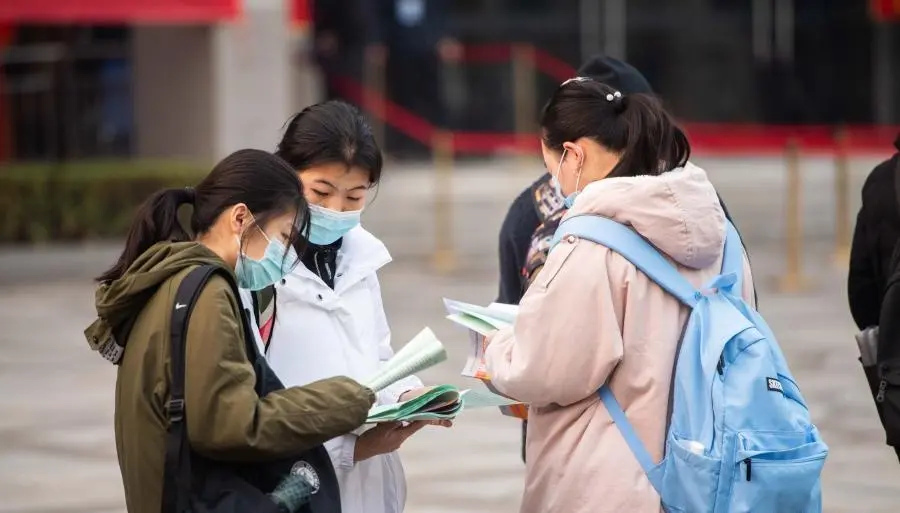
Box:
264 100 445 513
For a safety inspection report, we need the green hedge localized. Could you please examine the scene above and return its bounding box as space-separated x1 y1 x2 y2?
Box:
0 160 208 243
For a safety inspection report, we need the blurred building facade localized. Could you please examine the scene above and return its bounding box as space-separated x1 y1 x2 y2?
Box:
0 0 897 162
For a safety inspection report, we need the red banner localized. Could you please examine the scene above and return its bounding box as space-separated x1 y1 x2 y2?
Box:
872 0 900 20
290 0 312 28
0 0 241 23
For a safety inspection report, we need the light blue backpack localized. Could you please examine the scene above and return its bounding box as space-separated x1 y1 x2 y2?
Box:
552 215 828 513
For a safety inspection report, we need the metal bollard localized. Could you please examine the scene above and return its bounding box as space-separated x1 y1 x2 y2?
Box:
432 131 456 274
364 52 387 152
832 126 851 267
778 138 809 293
512 44 537 164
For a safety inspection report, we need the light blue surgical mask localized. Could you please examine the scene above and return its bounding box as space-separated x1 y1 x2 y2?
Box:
234 227 299 291
307 204 361 245
551 148 581 209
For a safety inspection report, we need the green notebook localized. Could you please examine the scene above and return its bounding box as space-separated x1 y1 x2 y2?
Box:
365 385 522 423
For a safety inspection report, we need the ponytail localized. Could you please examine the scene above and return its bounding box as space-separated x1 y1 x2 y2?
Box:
541 79 690 178
607 93 691 179
97 187 195 282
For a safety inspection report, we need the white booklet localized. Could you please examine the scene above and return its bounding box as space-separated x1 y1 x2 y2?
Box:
363 327 447 392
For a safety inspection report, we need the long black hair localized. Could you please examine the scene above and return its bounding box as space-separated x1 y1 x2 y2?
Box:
540 78 691 178
275 100 383 184
98 149 308 282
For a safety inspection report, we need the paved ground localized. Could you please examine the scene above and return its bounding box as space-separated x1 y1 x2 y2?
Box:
1 156 899 512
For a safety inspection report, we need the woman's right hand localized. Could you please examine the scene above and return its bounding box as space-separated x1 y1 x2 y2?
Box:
353 421 427 462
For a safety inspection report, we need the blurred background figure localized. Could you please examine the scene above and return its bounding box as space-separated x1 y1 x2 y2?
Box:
312 0 385 103
380 0 461 158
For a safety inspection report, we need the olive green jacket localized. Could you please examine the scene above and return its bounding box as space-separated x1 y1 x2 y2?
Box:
85 242 375 513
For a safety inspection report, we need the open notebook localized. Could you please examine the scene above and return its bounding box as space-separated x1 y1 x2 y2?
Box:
366 384 523 423
363 327 447 392
442 299 529 420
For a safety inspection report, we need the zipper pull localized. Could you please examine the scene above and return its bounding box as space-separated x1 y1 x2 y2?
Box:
744 458 752 481
877 379 888 403
716 354 725 375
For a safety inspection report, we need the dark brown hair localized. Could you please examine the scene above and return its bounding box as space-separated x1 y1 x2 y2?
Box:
276 100 383 184
540 78 691 178
98 149 308 282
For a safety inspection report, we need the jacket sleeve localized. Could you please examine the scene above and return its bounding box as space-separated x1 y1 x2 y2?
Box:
184 276 375 461
484 238 624 407
849 198 882 330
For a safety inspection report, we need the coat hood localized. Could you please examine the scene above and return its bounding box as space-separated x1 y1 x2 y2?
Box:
567 162 726 270
84 241 229 363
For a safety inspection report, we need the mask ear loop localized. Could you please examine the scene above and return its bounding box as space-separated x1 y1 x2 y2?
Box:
574 146 585 193
554 148 568 183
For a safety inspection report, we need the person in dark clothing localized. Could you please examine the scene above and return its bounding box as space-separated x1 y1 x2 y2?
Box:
848 134 900 464
848 135 900 330
313 0 385 102
496 55 753 463
379 0 461 157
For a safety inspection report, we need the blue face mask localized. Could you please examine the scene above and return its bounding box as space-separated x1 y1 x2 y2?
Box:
551 148 581 209
234 228 299 291
307 204 362 245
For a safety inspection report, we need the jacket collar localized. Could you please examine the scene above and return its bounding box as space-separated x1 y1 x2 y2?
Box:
289 225 391 293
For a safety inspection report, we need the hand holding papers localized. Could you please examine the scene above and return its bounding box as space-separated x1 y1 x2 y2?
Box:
442 299 530 420
443 299 517 379
364 328 447 392
366 385 523 423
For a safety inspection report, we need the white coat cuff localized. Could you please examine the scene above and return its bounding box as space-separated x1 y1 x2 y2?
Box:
339 434 358 470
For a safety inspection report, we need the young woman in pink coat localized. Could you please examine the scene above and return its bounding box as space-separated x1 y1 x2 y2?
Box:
483 78 756 513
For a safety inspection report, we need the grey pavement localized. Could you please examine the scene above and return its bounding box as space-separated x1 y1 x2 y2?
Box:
1 156 899 512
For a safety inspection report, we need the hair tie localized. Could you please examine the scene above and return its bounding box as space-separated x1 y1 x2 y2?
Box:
183 186 196 204
606 90 628 114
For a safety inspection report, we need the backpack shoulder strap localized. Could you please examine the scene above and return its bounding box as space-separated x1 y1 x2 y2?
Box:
720 222 745 294
161 264 232 513
552 215 700 307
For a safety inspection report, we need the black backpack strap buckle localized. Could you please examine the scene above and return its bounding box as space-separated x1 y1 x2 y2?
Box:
167 398 186 423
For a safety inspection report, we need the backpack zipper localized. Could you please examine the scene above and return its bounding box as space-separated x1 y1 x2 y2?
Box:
877 379 888 403
744 458 752 481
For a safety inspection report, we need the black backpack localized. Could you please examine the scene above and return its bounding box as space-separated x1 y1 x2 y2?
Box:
870 152 900 451
161 266 342 513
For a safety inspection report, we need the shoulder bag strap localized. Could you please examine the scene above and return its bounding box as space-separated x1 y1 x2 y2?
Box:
161 264 225 513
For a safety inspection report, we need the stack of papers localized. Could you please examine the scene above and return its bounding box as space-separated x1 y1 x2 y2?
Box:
366 385 523 423
442 299 529 420
443 299 517 379
364 328 447 392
